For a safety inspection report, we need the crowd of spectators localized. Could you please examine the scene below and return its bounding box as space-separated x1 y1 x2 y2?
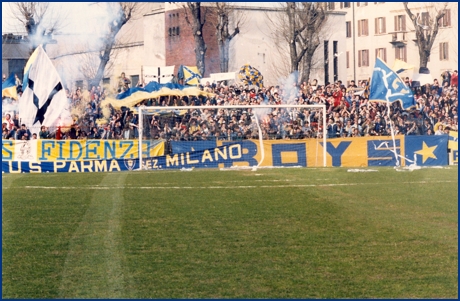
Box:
2 70 458 143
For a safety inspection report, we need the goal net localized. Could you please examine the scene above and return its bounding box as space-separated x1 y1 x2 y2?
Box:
137 104 327 170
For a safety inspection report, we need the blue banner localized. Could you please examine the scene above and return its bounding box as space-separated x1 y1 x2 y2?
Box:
2 158 140 173
404 135 448 166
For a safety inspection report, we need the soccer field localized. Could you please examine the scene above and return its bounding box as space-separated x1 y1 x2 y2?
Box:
2 166 458 298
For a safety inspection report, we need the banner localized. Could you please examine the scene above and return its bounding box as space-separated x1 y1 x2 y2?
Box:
2 158 140 173
404 135 448 166
2 139 164 161
448 131 458 165
210 72 236 82
2 136 450 173
143 65 175 84
200 78 212 85
448 131 457 150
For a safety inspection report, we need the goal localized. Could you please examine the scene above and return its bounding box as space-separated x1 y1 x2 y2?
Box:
137 104 327 170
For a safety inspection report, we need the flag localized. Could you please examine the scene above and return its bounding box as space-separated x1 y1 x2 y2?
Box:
363 78 370 99
237 64 264 88
178 65 201 86
369 58 415 109
143 65 175 84
411 67 433 88
18 45 73 133
102 81 214 109
2 73 18 100
392 59 414 74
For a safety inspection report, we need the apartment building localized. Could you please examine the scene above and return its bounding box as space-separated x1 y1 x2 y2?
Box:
332 2 457 84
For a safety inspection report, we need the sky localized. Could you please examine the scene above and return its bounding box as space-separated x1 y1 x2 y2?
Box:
2 2 282 35
2 2 110 35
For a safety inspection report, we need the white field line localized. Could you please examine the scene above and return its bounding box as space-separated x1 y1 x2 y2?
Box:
7 180 456 190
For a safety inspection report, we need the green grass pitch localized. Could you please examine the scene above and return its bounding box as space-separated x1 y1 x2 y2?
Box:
2 166 458 298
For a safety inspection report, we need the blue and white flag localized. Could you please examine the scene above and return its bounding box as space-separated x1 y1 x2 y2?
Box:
18 45 73 133
369 58 415 109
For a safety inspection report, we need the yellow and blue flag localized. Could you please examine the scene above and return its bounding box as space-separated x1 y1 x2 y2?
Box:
392 59 414 74
369 58 415 109
102 81 214 109
237 64 264 88
2 73 18 100
178 65 201 86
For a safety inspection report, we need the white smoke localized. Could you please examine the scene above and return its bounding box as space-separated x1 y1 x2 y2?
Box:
43 3 131 88
278 71 299 105
2 99 19 118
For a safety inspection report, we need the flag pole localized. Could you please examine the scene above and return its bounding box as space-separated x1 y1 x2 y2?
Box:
385 99 400 167
141 65 144 86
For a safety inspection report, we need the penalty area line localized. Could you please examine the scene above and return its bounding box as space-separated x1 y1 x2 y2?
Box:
10 180 456 190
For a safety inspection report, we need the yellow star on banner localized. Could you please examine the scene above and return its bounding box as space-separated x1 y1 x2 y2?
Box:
414 142 437 163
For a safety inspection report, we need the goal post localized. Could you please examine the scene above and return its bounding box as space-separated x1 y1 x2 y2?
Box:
138 104 327 170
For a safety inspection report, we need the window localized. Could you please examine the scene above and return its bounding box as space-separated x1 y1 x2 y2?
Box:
418 12 430 27
358 19 369 36
168 28 172 36
394 15 406 31
358 49 369 67
375 17 386 34
346 51 350 68
75 80 83 89
395 46 407 62
341 2 351 8
439 42 449 60
346 21 352 38
328 2 335 10
375 48 387 62
131 75 139 87
357 2 368 7
438 9 451 27
176 26 180 36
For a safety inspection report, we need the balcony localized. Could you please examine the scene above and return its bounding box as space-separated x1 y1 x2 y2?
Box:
389 31 407 47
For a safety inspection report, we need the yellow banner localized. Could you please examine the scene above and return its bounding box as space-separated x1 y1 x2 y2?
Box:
202 136 405 168
2 140 164 161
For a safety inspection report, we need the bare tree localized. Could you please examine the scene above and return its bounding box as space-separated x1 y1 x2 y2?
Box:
213 3 245 73
266 2 327 83
7 2 67 53
403 2 448 68
183 3 208 76
299 3 328 84
90 2 142 88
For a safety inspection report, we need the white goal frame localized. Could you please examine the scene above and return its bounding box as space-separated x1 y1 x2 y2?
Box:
138 104 327 170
